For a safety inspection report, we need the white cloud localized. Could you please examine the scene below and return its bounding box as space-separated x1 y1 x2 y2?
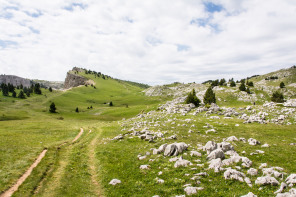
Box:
0 0 295 85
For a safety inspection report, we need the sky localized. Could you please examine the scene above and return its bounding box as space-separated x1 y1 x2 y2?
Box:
0 0 296 85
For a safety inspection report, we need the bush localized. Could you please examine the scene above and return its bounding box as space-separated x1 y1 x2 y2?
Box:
49 102 57 113
203 87 216 105
76 107 79 113
239 82 246 91
109 101 113 106
271 91 284 103
280 82 285 88
247 81 254 87
185 89 200 107
230 81 236 87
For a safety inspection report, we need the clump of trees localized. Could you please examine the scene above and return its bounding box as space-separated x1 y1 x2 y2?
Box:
49 102 57 113
271 91 284 103
185 89 200 107
203 86 216 105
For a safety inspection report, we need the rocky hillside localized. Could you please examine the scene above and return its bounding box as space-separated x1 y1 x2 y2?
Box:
33 80 64 89
0 75 33 87
64 72 88 89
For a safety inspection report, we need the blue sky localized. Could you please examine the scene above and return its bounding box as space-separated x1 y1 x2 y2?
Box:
0 0 296 85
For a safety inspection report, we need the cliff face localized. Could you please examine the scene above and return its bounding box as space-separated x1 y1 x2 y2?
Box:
64 72 87 89
0 75 33 87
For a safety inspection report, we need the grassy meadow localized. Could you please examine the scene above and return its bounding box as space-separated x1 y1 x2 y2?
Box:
0 68 295 196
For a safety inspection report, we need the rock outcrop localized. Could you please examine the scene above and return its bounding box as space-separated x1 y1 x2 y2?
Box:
0 75 33 87
64 72 88 89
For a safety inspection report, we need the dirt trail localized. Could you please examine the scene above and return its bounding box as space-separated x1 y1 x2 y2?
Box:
0 149 48 197
89 132 103 196
72 128 84 142
1 128 85 197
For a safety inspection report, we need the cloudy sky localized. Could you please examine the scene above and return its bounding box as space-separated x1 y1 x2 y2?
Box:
0 0 296 85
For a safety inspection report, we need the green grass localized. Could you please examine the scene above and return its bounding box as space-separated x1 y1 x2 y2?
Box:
0 69 295 197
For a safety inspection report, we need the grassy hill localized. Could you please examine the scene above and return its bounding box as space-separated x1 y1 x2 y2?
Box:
0 67 295 197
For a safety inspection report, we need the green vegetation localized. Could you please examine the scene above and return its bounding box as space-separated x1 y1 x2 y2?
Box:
49 102 57 113
203 86 216 105
271 91 285 103
0 67 295 197
185 89 200 107
280 82 285 88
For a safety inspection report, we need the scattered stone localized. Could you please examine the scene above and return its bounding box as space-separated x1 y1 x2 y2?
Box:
184 186 204 195
174 158 192 168
208 158 223 172
155 177 165 184
241 192 257 197
206 129 217 134
164 142 188 156
226 136 239 142
285 174 296 185
276 188 296 197
203 141 217 154
259 163 268 169
247 168 258 176
261 143 270 147
207 149 225 160
224 168 246 182
255 176 279 186
140 165 150 170
248 138 260 146
109 179 121 185
275 182 287 194
190 151 202 157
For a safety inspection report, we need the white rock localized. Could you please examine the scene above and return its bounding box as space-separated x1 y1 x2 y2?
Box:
276 188 296 197
275 182 287 194
208 158 223 172
259 163 268 169
109 179 121 185
241 192 257 197
248 138 260 146
184 186 204 195
286 174 296 185
224 168 246 182
203 141 218 154
207 149 225 160
261 143 270 147
247 168 258 176
255 176 279 186
226 136 239 142
174 159 192 168
140 165 150 170
190 151 202 157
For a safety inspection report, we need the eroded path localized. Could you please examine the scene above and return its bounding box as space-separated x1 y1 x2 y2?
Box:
0 128 86 197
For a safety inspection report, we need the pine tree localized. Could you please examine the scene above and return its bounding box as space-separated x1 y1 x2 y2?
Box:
246 87 251 94
20 84 23 89
49 87 53 92
280 82 285 88
248 81 254 87
34 83 42 94
239 82 246 91
185 89 200 107
49 102 56 113
203 87 216 105
271 91 284 103
109 101 113 106
1 84 9 96
230 81 236 87
12 91 17 98
18 90 26 99
76 107 79 113
26 92 30 97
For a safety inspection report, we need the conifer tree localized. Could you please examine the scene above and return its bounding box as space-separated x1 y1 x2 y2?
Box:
34 83 42 94
109 101 113 106
280 82 285 88
12 91 16 98
18 90 26 99
185 89 200 107
49 87 53 92
49 102 56 113
76 107 79 113
203 86 216 105
239 82 246 91
230 81 236 87
271 91 284 103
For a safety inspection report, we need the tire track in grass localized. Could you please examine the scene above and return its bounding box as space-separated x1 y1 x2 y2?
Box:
35 128 85 197
0 128 84 197
0 149 48 197
88 128 103 196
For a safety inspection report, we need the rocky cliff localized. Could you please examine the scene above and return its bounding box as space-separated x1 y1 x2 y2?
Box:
64 72 88 89
0 75 33 87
